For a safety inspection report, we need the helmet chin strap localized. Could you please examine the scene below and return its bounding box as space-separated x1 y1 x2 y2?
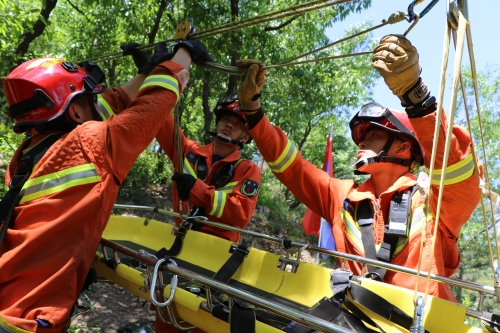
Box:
354 133 413 175
209 131 245 148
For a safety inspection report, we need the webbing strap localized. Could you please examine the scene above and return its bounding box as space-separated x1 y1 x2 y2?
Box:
155 221 191 258
356 200 389 280
347 283 430 333
212 244 249 283
229 300 255 333
0 133 63 247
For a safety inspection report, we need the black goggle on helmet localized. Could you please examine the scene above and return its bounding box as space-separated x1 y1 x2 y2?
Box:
349 102 424 165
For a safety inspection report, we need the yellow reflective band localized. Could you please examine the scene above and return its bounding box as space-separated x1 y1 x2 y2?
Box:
0 314 33 333
218 181 239 193
340 209 364 251
97 95 115 120
426 154 474 185
183 158 197 178
140 75 179 100
20 163 101 203
267 140 298 173
209 191 227 218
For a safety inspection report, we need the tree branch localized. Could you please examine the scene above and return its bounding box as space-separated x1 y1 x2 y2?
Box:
147 0 168 44
15 0 59 59
264 15 300 31
166 12 177 30
66 0 91 24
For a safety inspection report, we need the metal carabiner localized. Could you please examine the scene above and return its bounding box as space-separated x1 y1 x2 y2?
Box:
150 258 178 307
406 0 420 23
410 296 425 333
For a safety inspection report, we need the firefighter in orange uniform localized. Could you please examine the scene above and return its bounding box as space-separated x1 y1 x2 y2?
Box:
100 43 261 243
155 97 261 333
0 42 212 333
99 44 261 333
236 35 481 302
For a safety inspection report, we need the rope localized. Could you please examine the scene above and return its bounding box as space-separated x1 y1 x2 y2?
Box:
403 13 419 36
463 23 500 269
413 19 450 304
80 0 352 64
460 54 498 281
262 52 372 70
414 12 469 305
196 9 410 75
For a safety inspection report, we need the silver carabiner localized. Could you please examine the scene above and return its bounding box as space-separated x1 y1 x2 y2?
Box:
150 258 178 307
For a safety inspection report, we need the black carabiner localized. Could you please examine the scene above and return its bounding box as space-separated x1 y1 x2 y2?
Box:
406 0 419 22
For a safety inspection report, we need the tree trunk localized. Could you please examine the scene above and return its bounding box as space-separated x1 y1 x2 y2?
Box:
15 0 59 61
202 70 213 144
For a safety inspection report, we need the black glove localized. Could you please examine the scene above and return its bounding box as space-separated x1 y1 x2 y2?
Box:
173 40 214 63
120 42 149 73
171 173 197 201
121 42 174 75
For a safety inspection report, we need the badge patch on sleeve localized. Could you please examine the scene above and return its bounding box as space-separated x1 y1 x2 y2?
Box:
186 152 196 163
241 179 259 197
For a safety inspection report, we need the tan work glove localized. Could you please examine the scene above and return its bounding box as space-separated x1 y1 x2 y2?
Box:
235 59 266 110
373 35 429 107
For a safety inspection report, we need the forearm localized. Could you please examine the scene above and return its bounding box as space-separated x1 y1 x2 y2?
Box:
120 73 147 100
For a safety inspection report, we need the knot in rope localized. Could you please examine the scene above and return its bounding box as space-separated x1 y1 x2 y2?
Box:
385 11 407 24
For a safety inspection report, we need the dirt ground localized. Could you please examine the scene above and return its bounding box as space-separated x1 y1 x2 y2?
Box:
71 281 157 333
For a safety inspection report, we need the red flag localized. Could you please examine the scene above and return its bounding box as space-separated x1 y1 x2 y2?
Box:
301 127 333 235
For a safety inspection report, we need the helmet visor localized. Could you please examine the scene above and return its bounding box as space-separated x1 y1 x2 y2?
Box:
216 94 238 108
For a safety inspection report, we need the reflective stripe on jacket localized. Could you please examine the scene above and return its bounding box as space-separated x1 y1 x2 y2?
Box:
100 85 261 243
248 109 481 302
0 61 187 332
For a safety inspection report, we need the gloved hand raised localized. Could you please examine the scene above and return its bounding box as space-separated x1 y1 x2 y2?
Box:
171 173 197 201
121 42 174 75
121 42 149 73
372 35 430 107
173 40 213 63
235 59 266 105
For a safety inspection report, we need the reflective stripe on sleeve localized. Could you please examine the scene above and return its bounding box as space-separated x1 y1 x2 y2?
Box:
218 181 239 193
20 163 101 203
97 95 115 120
267 140 298 173
209 191 227 218
139 75 179 100
426 154 474 185
183 157 197 178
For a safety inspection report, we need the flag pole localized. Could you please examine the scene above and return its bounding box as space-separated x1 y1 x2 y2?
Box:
316 219 325 264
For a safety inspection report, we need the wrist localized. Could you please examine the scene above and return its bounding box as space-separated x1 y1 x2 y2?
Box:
244 108 264 129
398 78 430 107
240 100 261 111
172 48 192 70
405 98 437 118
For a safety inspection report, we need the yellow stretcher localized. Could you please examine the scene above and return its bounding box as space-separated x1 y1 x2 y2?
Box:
92 215 488 333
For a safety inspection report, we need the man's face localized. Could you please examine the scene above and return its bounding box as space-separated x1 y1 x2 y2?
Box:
215 113 249 142
356 127 391 161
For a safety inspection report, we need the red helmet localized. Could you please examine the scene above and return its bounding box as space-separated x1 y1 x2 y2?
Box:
349 102 424 164
212 94 251 146
4 58 105 133
214 97 247 124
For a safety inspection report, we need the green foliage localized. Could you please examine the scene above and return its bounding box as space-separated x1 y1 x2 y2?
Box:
118 140 173 201
453 66 500 315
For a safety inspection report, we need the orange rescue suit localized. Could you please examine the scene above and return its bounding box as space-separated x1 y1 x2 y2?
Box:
157 121 261 242
247 110 481 302
100 93 261 243
0 61 188 333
